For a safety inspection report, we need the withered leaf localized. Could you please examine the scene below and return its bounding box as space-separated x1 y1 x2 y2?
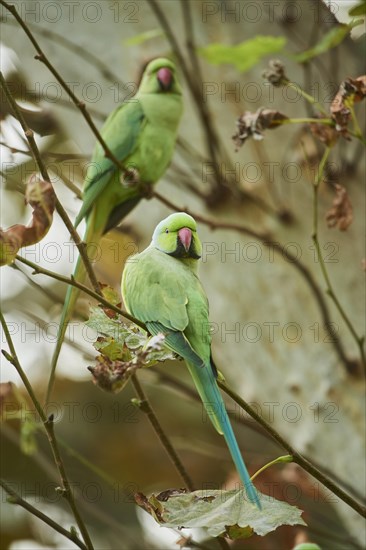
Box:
330 75 366 135
0 175 56 266
310 117 339 146
233 109 288 149
325 184 353 231
136 488 306 540
156 489 188 502
135 492 165 523
262 59 288 87
88 354 136 394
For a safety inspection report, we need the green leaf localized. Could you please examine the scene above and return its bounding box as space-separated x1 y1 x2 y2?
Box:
94 336 128 361
86 307 176 392
124 28 165 47
295 20 364 63
86 306 129 340
349 0 366 16
199 36 286 73
136 488 306 540
20 418 38 455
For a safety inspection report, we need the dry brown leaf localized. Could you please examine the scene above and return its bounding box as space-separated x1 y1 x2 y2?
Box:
262 59 288 87
325 184 353 231
233 108 288 148
310 117 339 146
0 175 56 266
331 75 366 135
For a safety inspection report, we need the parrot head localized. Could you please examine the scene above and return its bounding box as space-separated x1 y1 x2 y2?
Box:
139 58 182 95
152 212 202 259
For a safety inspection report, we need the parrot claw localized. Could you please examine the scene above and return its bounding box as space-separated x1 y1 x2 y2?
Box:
138 181 153 200
120 167 140 187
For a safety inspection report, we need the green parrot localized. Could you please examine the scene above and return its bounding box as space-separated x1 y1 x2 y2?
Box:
121 212 261 508
48 58 183 398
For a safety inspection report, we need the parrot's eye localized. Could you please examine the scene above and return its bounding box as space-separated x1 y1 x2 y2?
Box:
165 229 169 233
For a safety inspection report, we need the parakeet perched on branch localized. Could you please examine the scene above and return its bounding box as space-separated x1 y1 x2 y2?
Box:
48 59 183 399
121 212 261 508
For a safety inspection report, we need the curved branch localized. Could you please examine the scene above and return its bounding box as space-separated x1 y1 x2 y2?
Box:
0 311 94 549
0 479 87 550
219 380 366 518
14 255 146 331
131 374 195 491
311 148 365 372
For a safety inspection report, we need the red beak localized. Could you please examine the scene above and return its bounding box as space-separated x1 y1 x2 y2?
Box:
178 227 192 252
157 67 173 90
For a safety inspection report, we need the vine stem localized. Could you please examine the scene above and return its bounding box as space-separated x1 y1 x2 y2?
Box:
0 310 95 549
218 380 366 518
0 70 100 296
250 455 293 482
286 81 329 116
0 480 87 550
130 373 195 492
311 147 366 373
275 117 333 125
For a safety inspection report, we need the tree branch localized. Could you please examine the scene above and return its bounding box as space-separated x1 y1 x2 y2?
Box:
311 147 366 373
131 373 195 492
14 255 146 331
0 479 87 550
0 311 95 549
218 380 366 518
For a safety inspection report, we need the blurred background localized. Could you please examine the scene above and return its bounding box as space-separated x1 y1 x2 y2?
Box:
0 0 365 548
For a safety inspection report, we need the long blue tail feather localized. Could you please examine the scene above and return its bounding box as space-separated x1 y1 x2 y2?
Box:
186 360 261 509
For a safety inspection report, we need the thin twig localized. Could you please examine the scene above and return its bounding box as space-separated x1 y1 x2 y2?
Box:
311 147 366 372
0 311 95 549
131 374 195 491
0 70 100 295
14 255 146 331
0 479 87 550
153 191 270 240
0 141 86 161
218 380 366 518
152 191 355 373
286 81 328 116
0 423 139 543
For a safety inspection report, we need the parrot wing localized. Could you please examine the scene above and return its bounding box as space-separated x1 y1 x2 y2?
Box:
75 99 146 227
